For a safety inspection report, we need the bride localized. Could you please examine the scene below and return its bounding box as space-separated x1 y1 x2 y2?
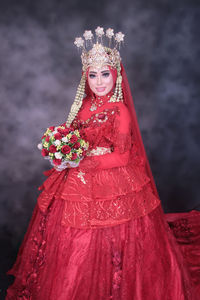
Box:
6 27 199 299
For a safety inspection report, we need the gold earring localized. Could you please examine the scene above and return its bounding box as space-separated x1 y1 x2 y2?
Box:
66 72 86 127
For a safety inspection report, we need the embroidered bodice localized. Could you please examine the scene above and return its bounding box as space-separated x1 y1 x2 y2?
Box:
72 95 132 170
38 95 160 229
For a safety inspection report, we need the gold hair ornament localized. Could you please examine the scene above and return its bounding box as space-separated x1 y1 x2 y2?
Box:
74 27 125 71
66 72 86 127
108 63 123 103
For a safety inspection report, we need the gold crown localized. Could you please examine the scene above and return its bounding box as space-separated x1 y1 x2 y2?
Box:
74 27 125 71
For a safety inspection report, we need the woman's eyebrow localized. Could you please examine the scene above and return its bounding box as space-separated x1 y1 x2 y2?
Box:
89 70 110 74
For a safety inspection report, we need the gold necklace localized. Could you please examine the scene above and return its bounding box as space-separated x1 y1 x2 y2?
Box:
90 96 104 111
89 93 113 111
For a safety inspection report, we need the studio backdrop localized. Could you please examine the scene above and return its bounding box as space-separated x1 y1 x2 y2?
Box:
0 1 199 295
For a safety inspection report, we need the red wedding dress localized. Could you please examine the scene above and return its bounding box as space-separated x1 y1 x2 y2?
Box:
6 66 200 300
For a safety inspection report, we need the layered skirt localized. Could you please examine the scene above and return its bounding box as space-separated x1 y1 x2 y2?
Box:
6 198 200 299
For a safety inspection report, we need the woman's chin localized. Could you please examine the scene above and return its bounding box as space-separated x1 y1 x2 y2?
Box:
95 92 106 97
94 89 110 97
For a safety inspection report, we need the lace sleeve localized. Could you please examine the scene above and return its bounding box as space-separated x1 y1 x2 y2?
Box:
112 104 132 154
92 103 132 169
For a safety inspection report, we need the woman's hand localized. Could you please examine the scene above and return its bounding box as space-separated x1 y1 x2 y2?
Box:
54 162 71 171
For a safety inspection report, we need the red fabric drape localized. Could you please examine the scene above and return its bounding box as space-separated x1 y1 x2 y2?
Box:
121 63 159 198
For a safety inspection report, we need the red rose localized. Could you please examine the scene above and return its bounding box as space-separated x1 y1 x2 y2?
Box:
57 128 63 134
49 126 55 131
45 136 50 142
41 149 49 156
57 128 70 136
71 152 77 160
54 133 62 140
82 150 87 156
63 128 70 135
70 135 78 143
61 145 71 154
113 270 122 285
49 145 57 153
60 123 67 129
73 142 80 149
42 135 46 139
53 158 62 165
98 113 106 120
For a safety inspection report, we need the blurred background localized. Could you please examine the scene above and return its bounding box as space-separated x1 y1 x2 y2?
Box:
0 0 200 297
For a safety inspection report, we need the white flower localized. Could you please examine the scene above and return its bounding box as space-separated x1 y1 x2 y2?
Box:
83 30 93 40
106 28 114 39
55 152 62 159
95 26 104 37
62 136 68 143
37 143 43 150
115 32 125 43
52 130 57 135
74 37 84 48
54 140 61 146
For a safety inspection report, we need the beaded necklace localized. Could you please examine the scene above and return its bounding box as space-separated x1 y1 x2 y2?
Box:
89 92 112 111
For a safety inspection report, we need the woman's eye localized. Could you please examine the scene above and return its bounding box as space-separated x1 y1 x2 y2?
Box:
102 72 110 77
89 74 96 79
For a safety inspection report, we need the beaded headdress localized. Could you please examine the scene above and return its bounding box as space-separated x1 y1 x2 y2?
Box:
74 27 124 71
66 27 125 127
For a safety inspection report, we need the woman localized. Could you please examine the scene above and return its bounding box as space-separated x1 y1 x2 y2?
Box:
6 27 200 299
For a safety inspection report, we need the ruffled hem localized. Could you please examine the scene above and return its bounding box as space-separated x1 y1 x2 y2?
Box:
61 183 160 228
166 210 200 294
37 159 155 203
6 204 199 300
37 165 160 228
61 162 151 201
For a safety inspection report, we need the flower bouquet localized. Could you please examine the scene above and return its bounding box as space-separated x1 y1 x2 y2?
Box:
37 124 89 171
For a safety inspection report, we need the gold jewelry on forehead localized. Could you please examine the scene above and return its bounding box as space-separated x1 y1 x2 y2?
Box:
81 44 121 72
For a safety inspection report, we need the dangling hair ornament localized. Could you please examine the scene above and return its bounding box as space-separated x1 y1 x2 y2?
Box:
106 28 114 48
95 26 104 44
66 27 125 127
83 30 93 48
115 32 125 49
66 72 86 127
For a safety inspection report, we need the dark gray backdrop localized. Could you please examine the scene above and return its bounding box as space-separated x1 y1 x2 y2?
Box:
0 0 200 297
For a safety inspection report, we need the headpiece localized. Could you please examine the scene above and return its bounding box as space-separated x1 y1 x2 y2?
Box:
66 27 125 127
74 27 124 71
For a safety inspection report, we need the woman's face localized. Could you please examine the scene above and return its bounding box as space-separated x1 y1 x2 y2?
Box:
87 65 114 97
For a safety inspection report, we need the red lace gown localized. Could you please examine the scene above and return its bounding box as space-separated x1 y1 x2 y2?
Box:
6 94 200 299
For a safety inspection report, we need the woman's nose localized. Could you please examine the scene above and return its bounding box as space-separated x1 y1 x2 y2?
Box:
97 74 102 85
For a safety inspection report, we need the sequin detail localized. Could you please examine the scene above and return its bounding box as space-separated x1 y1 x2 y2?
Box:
72 107 119 129
77 171 87 184
87 146 112 156
61 183 160 229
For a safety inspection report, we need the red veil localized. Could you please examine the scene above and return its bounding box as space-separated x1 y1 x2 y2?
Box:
121 64 200 295
121 63 159 199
